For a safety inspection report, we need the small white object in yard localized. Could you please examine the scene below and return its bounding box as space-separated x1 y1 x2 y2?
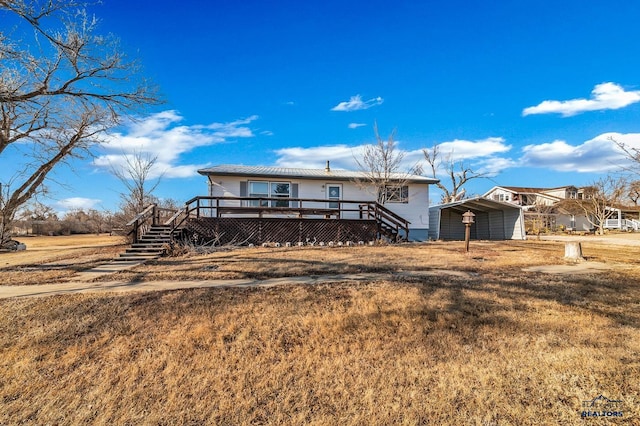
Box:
368 241 375 246
297 241 304 247
16 243 27 251
248 243 255 248
319 242 325 246
285 242 292 247
262 243 269 248
274 242 281 248
337 241 343 246
346 241 353 246
328 241 335 247
358 241 365 245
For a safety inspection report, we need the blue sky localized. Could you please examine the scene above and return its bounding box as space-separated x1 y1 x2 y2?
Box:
5 0 640 212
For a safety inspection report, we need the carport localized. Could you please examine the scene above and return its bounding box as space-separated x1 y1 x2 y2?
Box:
428 197 525 240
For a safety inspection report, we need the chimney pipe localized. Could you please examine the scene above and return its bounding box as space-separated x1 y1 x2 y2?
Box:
325 161 330 172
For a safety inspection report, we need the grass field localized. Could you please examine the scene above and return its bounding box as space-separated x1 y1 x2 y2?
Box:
0 234 126 285
1 236 639 424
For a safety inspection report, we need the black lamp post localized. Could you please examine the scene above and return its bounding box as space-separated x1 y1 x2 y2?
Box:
462 210 475 252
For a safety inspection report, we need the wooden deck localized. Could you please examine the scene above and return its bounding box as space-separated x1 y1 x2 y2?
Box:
185 216 378 245
128 196 412 245
216 206 340 219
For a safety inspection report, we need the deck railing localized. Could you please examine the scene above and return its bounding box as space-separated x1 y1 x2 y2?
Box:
171 196 410 241
126 204 181 243
604 218 640 231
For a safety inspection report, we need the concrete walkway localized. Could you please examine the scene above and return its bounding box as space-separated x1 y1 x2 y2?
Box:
0 270 472 299
67 260 148 282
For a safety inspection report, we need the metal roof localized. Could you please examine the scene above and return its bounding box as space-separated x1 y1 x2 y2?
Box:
430 196 523 213
486 185 578 194
198 164 439 184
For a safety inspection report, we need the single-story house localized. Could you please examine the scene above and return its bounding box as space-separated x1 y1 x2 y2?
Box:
192 163 439 243
428 197 526 240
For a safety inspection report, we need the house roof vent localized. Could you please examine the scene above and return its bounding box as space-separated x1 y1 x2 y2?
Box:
325 161 330 172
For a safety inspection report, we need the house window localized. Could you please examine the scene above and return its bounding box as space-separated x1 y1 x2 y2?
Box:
249 181 269 206
384 185 409 203
270 182 291 207
248 181 290 207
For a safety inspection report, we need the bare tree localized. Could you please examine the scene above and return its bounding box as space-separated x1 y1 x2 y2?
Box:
422 145 487 203
0 1 159 245
524 202 557 237
627 180 640 205
354 122 408 204
112 151 163 217
611 136 640 171
566 175 627 235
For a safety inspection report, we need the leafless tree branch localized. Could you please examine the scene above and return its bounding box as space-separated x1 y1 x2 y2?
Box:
0 1 161 244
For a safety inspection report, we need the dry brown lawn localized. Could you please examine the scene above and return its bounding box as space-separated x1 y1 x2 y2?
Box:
0 234 126 285
1 237 639 424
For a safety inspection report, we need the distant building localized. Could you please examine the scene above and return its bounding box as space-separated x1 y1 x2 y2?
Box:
483 185 588 209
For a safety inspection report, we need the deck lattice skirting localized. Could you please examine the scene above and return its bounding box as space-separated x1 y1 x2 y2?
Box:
183 217 378 245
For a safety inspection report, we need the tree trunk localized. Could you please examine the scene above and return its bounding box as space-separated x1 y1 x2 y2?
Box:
564 242 584 261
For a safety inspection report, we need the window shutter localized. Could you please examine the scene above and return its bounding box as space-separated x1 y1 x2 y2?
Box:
291 183 299 207
239 181 247 206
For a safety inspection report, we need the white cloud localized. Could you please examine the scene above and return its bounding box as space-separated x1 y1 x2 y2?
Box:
331 95 384 112
55 197 102 211
274 145 359 169
429 137 512 161
274 137 514 177
95 110 259 178
348 123 367 129
522 82 640 117
420 138 514 178
520 132 640 172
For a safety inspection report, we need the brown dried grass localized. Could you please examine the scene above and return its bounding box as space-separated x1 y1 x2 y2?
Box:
0 234 126 285
101 240 571 283
1 239 639 424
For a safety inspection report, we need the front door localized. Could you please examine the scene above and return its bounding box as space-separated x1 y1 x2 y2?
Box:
326 184 342 213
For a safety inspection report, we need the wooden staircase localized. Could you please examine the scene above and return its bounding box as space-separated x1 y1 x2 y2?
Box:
360 202 410 242
112 225 173 265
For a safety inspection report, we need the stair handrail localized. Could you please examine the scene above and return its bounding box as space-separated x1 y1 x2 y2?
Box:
164 208 185 227
168 199 203 239
362 201 410 241
126 204 158 244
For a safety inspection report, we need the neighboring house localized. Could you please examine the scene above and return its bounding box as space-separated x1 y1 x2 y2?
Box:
428 197 526 241
483 185 583 209
190 163 439 243
484 185 640 232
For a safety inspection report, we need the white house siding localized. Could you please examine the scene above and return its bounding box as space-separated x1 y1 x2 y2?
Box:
485 188 514 203
206 176 431 241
